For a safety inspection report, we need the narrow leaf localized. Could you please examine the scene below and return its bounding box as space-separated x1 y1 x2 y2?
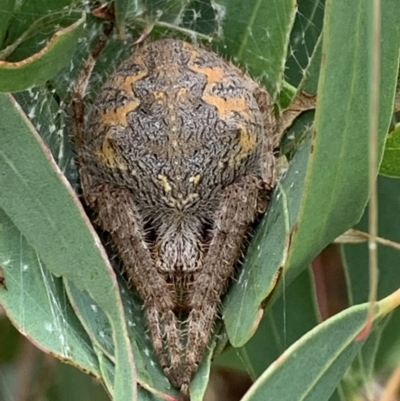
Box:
380 124 400 178
0 13 84 92
0 209 100 377
0 93 137 401
242 289 400 401
272 0 400 308
224 0 400 347
114 0 129 39
0 0 15 46
224 123 313 346
213 0 297 96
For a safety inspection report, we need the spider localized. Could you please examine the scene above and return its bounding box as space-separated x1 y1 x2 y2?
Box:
71 23 314 400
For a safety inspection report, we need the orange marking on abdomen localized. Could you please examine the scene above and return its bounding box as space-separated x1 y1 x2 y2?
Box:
229 125 258 167
188 56 250 120
202 93 249 119
113 54 148 97
99 100 140 126
96 135 127 170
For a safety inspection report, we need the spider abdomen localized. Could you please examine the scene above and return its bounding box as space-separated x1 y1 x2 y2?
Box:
86 39 265 216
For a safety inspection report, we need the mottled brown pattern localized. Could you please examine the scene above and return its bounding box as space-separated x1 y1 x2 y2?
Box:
71 37 314 399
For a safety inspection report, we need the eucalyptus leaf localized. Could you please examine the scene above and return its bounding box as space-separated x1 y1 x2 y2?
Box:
213 0 297 97
283 0 400 291
224 125 313 346
0 13 85 92
343 176 400 380
380 124 400 178
0 93 137 401
0 0 15 46
0 209 99 377
225 0 400 351
241 290 400 401
285 0 324 89
217 268 319 379
114 0 129 39
4 0 77 46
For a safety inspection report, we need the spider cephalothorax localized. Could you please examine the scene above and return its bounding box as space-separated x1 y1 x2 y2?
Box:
72 35 312 399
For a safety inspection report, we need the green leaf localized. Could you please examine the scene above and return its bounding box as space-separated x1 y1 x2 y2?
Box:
213 0 297 97
0 13 84 92
339 316 389 401
65 278 179 399
3 0 77 47
0 209 100 376
241 291 400 401
224 0 400 348
0 93 136 401
343 178 400 304
284 0 400 288
4 0 80 61
189 345 216 401
285 0 324 90
65 281 115 359
380 124 400 178
48 362 110 401
224 124 313 346
0 0 15 46
298 36 322 96
343 176 400 376
125 0 218 42
114 0 129 39
217 268 319 379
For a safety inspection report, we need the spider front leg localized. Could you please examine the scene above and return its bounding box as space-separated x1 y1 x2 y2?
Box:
79 173 182 377
181 174 270 392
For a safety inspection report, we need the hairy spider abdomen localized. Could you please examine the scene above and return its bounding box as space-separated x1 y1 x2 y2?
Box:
86 39 265 217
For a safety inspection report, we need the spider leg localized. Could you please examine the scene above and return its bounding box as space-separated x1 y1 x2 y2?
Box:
146 305 181 375
181 175 269 391
81 177 182 374
162 309 183 388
